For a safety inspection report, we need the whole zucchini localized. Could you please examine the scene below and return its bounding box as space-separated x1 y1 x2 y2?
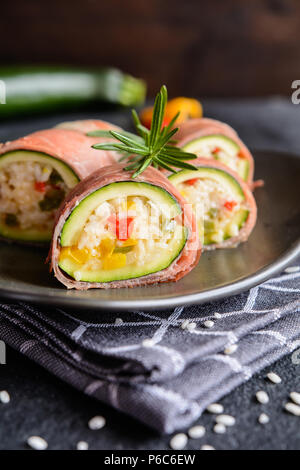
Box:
0 66 146 118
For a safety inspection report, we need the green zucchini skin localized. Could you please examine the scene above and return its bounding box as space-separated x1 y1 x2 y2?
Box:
0 66 146 118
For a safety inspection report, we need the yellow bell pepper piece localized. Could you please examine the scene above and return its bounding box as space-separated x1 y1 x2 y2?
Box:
59 246 91 264
99 238 115 257
127 200 136 211
102 253 127 270
120 238 138 247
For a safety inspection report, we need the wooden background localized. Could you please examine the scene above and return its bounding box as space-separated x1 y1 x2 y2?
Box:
1 0 300 97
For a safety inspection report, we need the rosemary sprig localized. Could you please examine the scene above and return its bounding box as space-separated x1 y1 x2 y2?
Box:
91 85 198 178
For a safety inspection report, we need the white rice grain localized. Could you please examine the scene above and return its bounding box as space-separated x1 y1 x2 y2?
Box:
77 441 89 450
203 320 214 329
258 413 270 424
214 423 226 434
169 433 188 450
88 415 106 430
290 392 300 406
224 344 238 355
188 425 206 439
284 266 299 273
215 414 236 427
284 402 300 416
256 391 269 404
0 390 10 404
27 436 48 450
206 403 224 414
266 372 282 384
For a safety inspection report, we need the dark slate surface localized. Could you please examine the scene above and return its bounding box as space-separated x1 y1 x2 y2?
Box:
1 346 300 450
0 98 300 450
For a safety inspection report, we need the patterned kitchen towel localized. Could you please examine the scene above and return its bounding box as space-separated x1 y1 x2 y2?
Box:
0 262 300 433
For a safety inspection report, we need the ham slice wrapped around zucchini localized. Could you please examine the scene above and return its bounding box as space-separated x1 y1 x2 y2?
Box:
168 158 257 250
49 163 201 289
0 120 120 242
176 118 254 186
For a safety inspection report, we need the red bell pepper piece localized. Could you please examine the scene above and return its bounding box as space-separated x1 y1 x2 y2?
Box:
224 200 237 211
185 178 199 186
34 181 46 193
108 214 134 241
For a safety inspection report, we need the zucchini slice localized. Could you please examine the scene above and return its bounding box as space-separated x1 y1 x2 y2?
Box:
169 167 249 247
58 182 187 283
0 150 79 242
182 134 249 182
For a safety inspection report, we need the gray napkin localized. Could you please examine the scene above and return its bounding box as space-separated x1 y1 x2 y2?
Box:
0 260 299 433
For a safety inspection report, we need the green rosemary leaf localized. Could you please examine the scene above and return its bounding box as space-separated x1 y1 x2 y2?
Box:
93 143 148 156
155 127 178 150
124 162 141 171
164 146 197 159
132 156 152 178
91 85 198 176
109 130 147 150
154 157 177 173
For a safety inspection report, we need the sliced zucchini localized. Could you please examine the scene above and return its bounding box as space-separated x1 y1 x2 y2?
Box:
169 167 248 246
0 150 79 242
182 134 249 181
59 182 187 283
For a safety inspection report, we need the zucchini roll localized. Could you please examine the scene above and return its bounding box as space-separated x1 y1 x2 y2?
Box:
176 118 254 186
0 121 120 242
169 158 257 250
49 163 201 289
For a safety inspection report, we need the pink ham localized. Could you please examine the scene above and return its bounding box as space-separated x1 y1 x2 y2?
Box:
55 119 121 135
176 118 254 187
0 123 120 179
48 163 201 289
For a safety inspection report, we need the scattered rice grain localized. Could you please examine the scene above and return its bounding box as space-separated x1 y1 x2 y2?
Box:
284 266 299 273
266 372 282 384
114 318 123 325
169 433 188 450
215 414 236 426
88 415 106 430
224 344 238 355
256 390 269 404
214 313 222 319
206 403 224 414
0 390 10 404
203 320 214 329
258 413 269 424
77 441 89 450
188 425 206 439
201 444 215 450
214 423 226 434
186 322 197 331
284 402 300 416
290 392 300 406
181 320 190 330
27 436 48 450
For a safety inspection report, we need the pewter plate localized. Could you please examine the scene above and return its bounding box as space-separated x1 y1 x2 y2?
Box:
0 150 299 311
